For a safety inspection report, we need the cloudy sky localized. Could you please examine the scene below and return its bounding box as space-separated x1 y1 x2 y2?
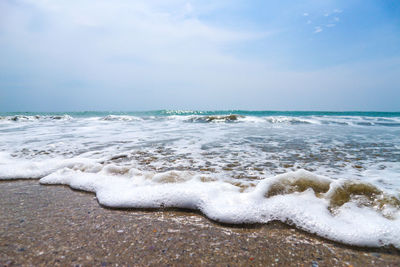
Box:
1 0 399 111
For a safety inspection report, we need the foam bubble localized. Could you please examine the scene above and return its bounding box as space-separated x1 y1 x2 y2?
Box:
36 166 400 248
100 115 143 121
1 113 400 248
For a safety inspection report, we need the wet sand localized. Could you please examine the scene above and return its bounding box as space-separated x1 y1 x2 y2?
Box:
1 181 399 267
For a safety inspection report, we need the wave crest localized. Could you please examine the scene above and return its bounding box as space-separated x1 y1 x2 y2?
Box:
0 115 72 121
263 171 400 219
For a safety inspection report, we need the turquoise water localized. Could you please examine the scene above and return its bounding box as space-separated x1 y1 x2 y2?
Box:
2 110 400 117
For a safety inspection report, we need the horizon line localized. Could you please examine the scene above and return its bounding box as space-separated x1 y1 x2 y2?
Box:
1 110 400 114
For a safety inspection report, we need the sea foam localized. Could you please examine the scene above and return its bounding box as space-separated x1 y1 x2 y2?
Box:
36 165 400 248
3 153 397 248
1 111 400 248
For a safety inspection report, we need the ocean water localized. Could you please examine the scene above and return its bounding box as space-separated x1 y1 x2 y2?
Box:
1 110 400 248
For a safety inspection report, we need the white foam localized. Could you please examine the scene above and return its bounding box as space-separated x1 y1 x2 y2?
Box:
0 152 101 179
36 166 400 248
0 115 73 122
1 114 400 248
100 115 143 121
1 152 400 248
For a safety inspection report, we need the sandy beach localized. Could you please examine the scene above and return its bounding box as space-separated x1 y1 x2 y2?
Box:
0 180 399 266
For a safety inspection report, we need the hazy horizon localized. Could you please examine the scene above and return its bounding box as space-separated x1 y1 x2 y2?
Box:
2 110 400 115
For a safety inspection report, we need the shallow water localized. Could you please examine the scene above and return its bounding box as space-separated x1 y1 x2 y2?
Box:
1 111 399 247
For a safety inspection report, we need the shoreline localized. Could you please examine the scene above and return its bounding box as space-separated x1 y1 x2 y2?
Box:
1 180 399 266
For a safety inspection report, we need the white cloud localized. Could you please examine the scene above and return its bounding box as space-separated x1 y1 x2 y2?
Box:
1 0 268 79
314 26 323 33
1 1 398 111
326 24 335 28
0 0 277 110
184 2 193 14
303 12 309 16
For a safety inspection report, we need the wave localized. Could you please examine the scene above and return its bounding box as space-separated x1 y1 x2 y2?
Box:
186 114 244 123
0 115 72 122
0 154 399 248
100 115 143 121
2 111 400 127
263 173 400 219
156 110 400 118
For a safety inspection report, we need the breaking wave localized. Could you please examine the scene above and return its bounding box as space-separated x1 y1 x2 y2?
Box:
1 112 400 127
0 115 72 122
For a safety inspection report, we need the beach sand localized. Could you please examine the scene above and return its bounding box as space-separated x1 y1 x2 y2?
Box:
1 181 399 266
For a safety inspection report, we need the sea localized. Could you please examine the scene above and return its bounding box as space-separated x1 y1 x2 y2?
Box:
1 110 399 248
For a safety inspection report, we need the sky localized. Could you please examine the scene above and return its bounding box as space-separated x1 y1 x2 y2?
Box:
1 0 400 111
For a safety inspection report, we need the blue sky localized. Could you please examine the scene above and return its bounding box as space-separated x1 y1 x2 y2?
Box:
1 0 399 111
